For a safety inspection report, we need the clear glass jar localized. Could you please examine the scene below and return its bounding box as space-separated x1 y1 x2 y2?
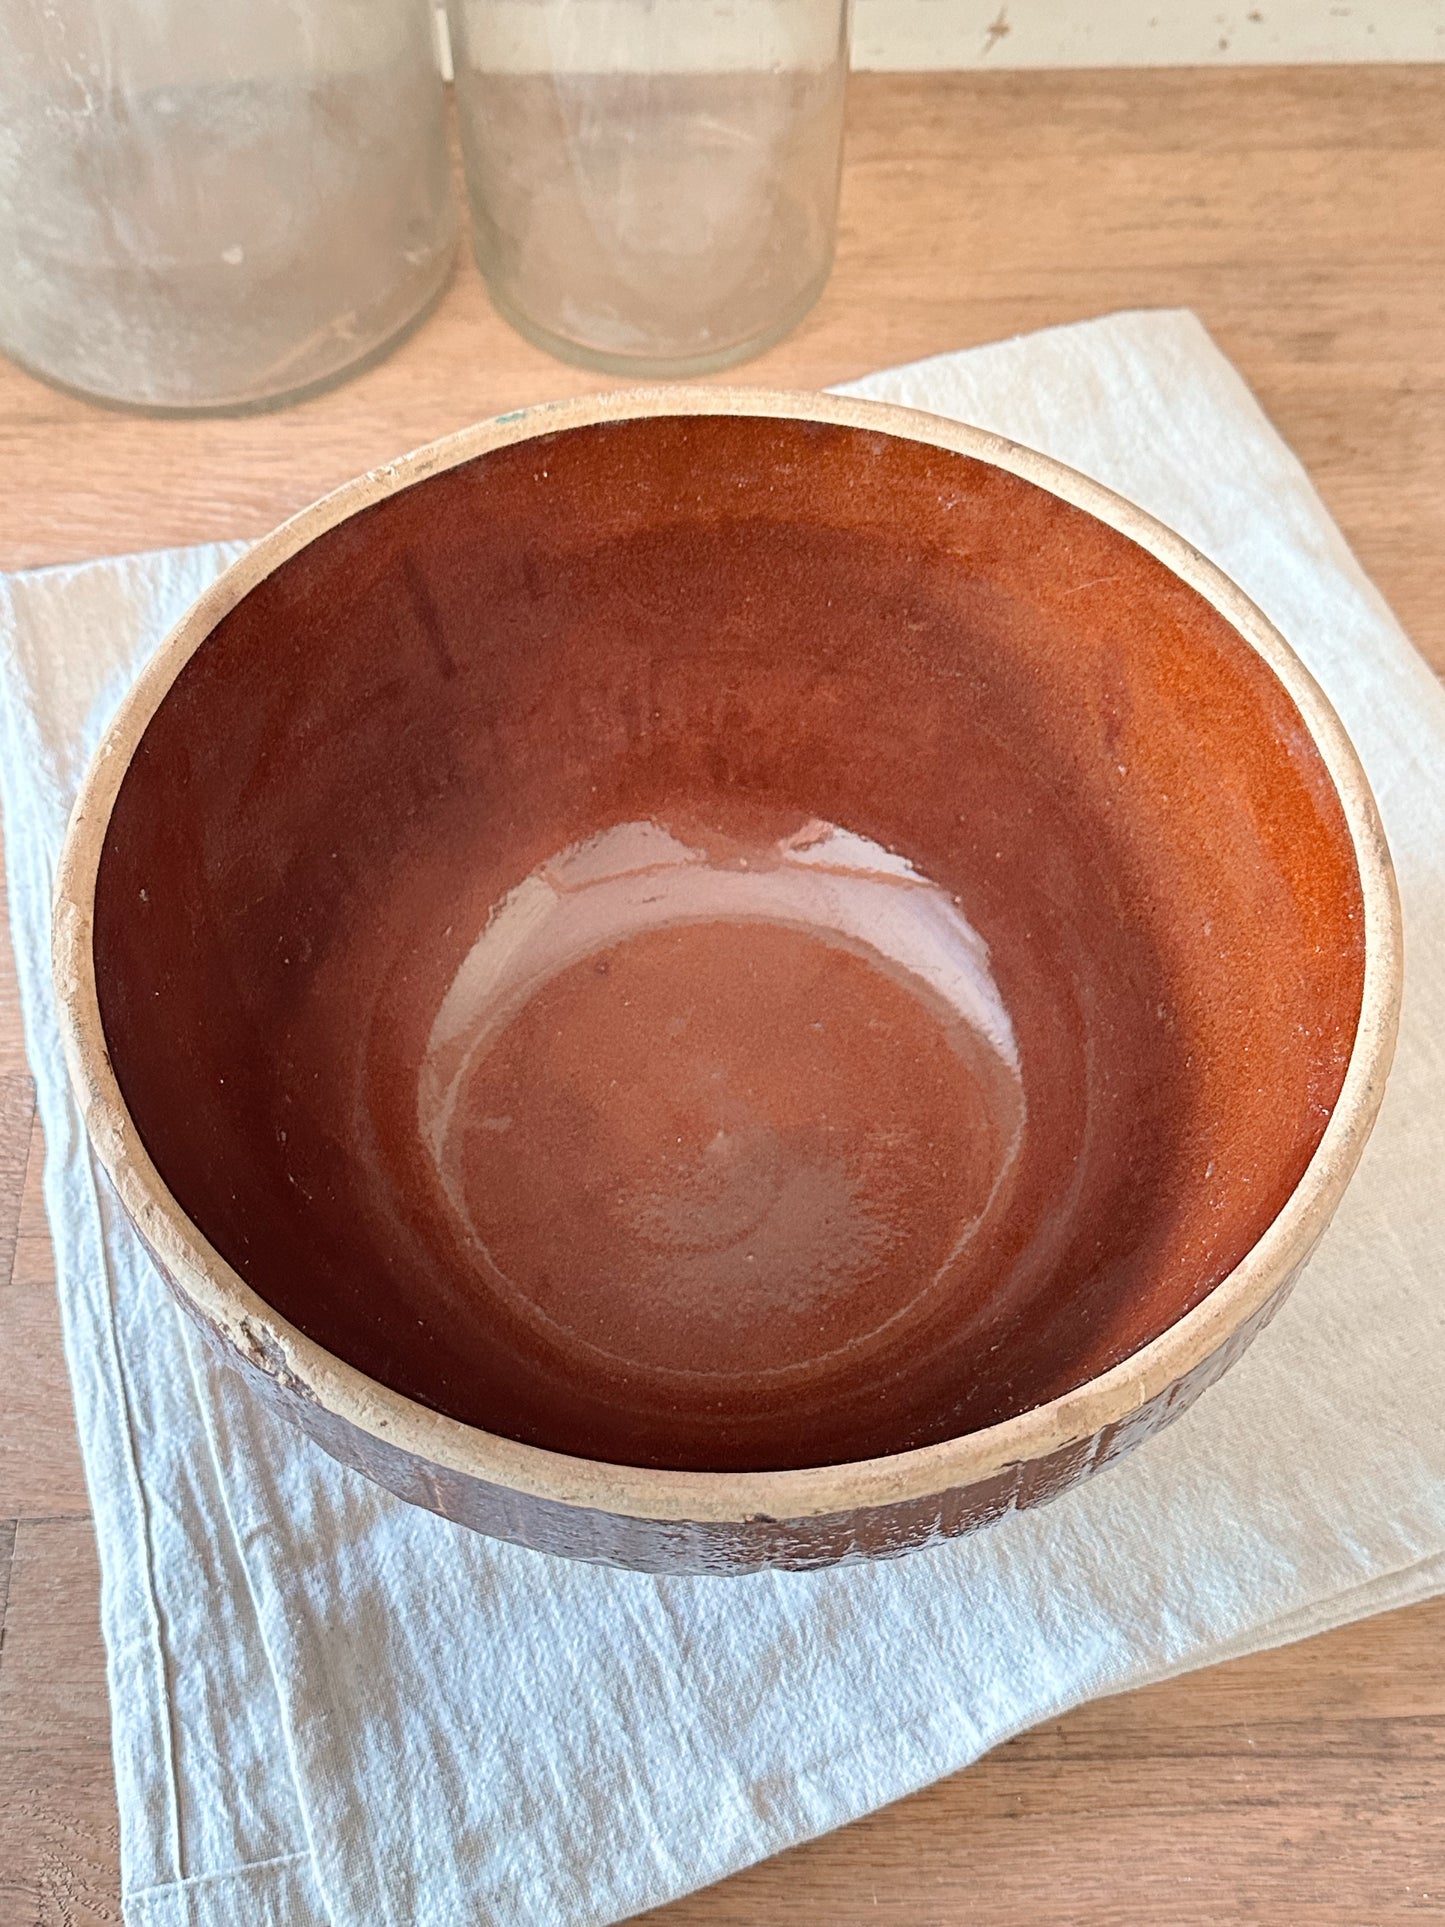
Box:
447 0 850 376
0 0 457 413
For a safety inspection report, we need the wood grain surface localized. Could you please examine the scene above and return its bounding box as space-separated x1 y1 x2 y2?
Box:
1 63 1443 1926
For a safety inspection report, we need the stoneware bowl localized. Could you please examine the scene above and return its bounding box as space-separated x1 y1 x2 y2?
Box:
54 389 1401 1574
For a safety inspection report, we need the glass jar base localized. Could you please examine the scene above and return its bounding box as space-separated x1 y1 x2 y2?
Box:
478 244 833 380
0 243 457 419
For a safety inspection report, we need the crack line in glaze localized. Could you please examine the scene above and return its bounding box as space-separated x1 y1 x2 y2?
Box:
417 818 1027 1382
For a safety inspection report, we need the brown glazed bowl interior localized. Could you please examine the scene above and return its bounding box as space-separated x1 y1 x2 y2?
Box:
54 390 1399 1571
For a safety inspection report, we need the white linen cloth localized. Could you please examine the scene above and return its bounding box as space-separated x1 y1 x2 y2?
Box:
2 310 1444 1927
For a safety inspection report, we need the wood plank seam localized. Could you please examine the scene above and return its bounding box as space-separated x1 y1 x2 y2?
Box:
0 1516 15 1681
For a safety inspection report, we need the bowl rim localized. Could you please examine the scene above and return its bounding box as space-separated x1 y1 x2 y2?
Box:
51 385 1403 1525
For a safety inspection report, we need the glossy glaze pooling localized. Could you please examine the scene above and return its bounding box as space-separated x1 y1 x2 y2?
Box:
417 817 1026 1413
91 413 1366 1476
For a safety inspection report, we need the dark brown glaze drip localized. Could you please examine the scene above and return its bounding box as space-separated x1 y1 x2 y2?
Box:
92 415 1365 1471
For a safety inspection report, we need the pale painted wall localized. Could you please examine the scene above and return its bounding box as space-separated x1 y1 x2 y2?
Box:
852 0 1445 70
435 1 1445 77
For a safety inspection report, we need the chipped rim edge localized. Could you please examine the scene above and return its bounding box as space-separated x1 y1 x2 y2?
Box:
51 385 1403 1527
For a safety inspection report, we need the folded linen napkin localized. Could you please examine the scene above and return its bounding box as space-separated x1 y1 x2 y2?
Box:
3 309 1444 1927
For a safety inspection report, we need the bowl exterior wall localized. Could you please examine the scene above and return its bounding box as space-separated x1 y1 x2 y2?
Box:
153 1226 1309 1574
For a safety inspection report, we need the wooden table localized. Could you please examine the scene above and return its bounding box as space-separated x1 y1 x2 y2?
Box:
3 65 1443 1927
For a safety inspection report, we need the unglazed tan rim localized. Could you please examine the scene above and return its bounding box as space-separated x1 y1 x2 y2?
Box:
52 387 1403 1526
